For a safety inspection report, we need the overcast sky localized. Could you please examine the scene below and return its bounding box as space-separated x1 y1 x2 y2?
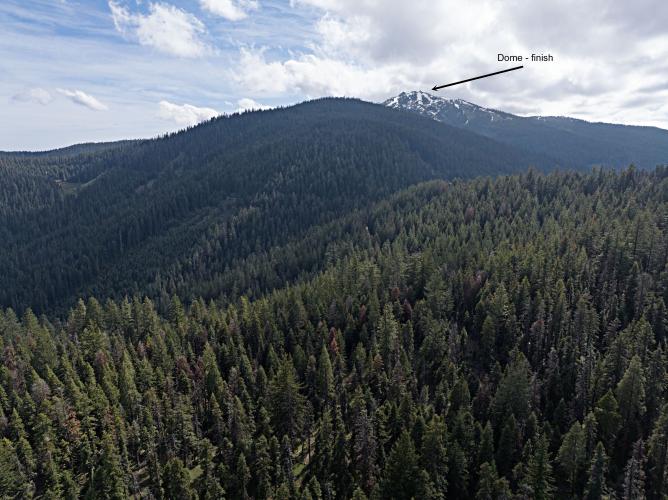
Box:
2 0 668 150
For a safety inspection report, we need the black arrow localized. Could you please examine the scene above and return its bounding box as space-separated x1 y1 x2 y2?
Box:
432 65 523 91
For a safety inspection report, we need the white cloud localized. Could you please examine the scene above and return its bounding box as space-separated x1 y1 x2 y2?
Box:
276 0 668 126
237 97 270 112
200 0 258 21
236 47 411 100
158 100 219 126
57 89 109 110
109 1 209 57
12 88 53 105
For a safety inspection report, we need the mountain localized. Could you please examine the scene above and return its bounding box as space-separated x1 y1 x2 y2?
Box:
0 97 549 314
384 90 668 169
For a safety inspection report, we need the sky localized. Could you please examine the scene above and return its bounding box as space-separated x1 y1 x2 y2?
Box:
2 0 668 151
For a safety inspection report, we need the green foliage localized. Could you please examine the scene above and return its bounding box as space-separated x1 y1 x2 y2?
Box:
381 431 420 500
525 434 555 500
162 457 194 500
0 438 28 498
269 357 306 442
0 167 667 498
584 442 609 500
558 421 587 494
86 432 128 499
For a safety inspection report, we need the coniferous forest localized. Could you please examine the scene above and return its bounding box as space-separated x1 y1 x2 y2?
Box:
2 101 668 499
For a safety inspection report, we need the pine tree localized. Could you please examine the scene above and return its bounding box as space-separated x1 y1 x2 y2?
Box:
269 356 306 443
378 303 399 367
584 442 609 500
647 404 668 499
480 315 496 369
420 415 448 499
317 344 335 410
331 420 352 499
92 433 129 500
381 431 419 500
496 414 520 477
33 412 63 498
491 351 532 425
621 439 646 500
195 440 226 500
557 421 586 496
352 398 378 493
162 456 194 500
280 435 296 494
616 355 646 450
525 434 554 500
236 452 251 499
594 390 622 452
0 438 28 498
477 421 494 467
476 461 500 500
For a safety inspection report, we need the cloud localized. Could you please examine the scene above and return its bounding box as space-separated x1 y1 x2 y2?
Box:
12 88 53 105
109 1 209 57
236 47 410 99
57 89 109 110
200 0 258 21
237 97 270 112
158 100 219 126
276 0 668 126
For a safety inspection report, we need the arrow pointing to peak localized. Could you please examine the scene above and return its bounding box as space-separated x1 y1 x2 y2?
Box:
432 65 523 91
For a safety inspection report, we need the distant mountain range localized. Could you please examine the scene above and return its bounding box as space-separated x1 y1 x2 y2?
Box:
384 91 668 169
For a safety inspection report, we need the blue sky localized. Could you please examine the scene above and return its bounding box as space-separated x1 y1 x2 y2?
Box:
2 0 668 150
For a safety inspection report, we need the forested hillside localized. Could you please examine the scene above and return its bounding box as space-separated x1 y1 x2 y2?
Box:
0 98 551 316
2 167 668 498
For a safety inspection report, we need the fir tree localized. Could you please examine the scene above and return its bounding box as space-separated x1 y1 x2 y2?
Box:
584 442 609 500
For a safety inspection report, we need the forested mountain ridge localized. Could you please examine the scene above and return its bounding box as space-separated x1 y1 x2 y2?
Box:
0 140 137 157
384 91 668 169
2 167 668 498
0 97 551 315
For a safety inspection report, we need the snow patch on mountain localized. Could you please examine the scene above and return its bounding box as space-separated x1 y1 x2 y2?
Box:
383 90 515 126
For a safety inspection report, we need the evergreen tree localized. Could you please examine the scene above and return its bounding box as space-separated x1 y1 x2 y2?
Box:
269 356 306 443
491 351 532 425
420 415 448 499
317 344 335 409
594 390 622 452
496 414 520 477
92 433 129 500
381 431 420 500
0 438 28 498
557 421 586 496
195 440 226 500
584 442 609 500
525 434 555 500
621 439 646 500
162 457 194 500
647 404 668 499
235 452 251 500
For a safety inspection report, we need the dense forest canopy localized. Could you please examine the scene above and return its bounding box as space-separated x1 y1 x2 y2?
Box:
0 99 553 316
3 167 668 498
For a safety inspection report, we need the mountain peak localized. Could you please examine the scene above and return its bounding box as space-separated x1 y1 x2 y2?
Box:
384 90 472 108
383 90 511 124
